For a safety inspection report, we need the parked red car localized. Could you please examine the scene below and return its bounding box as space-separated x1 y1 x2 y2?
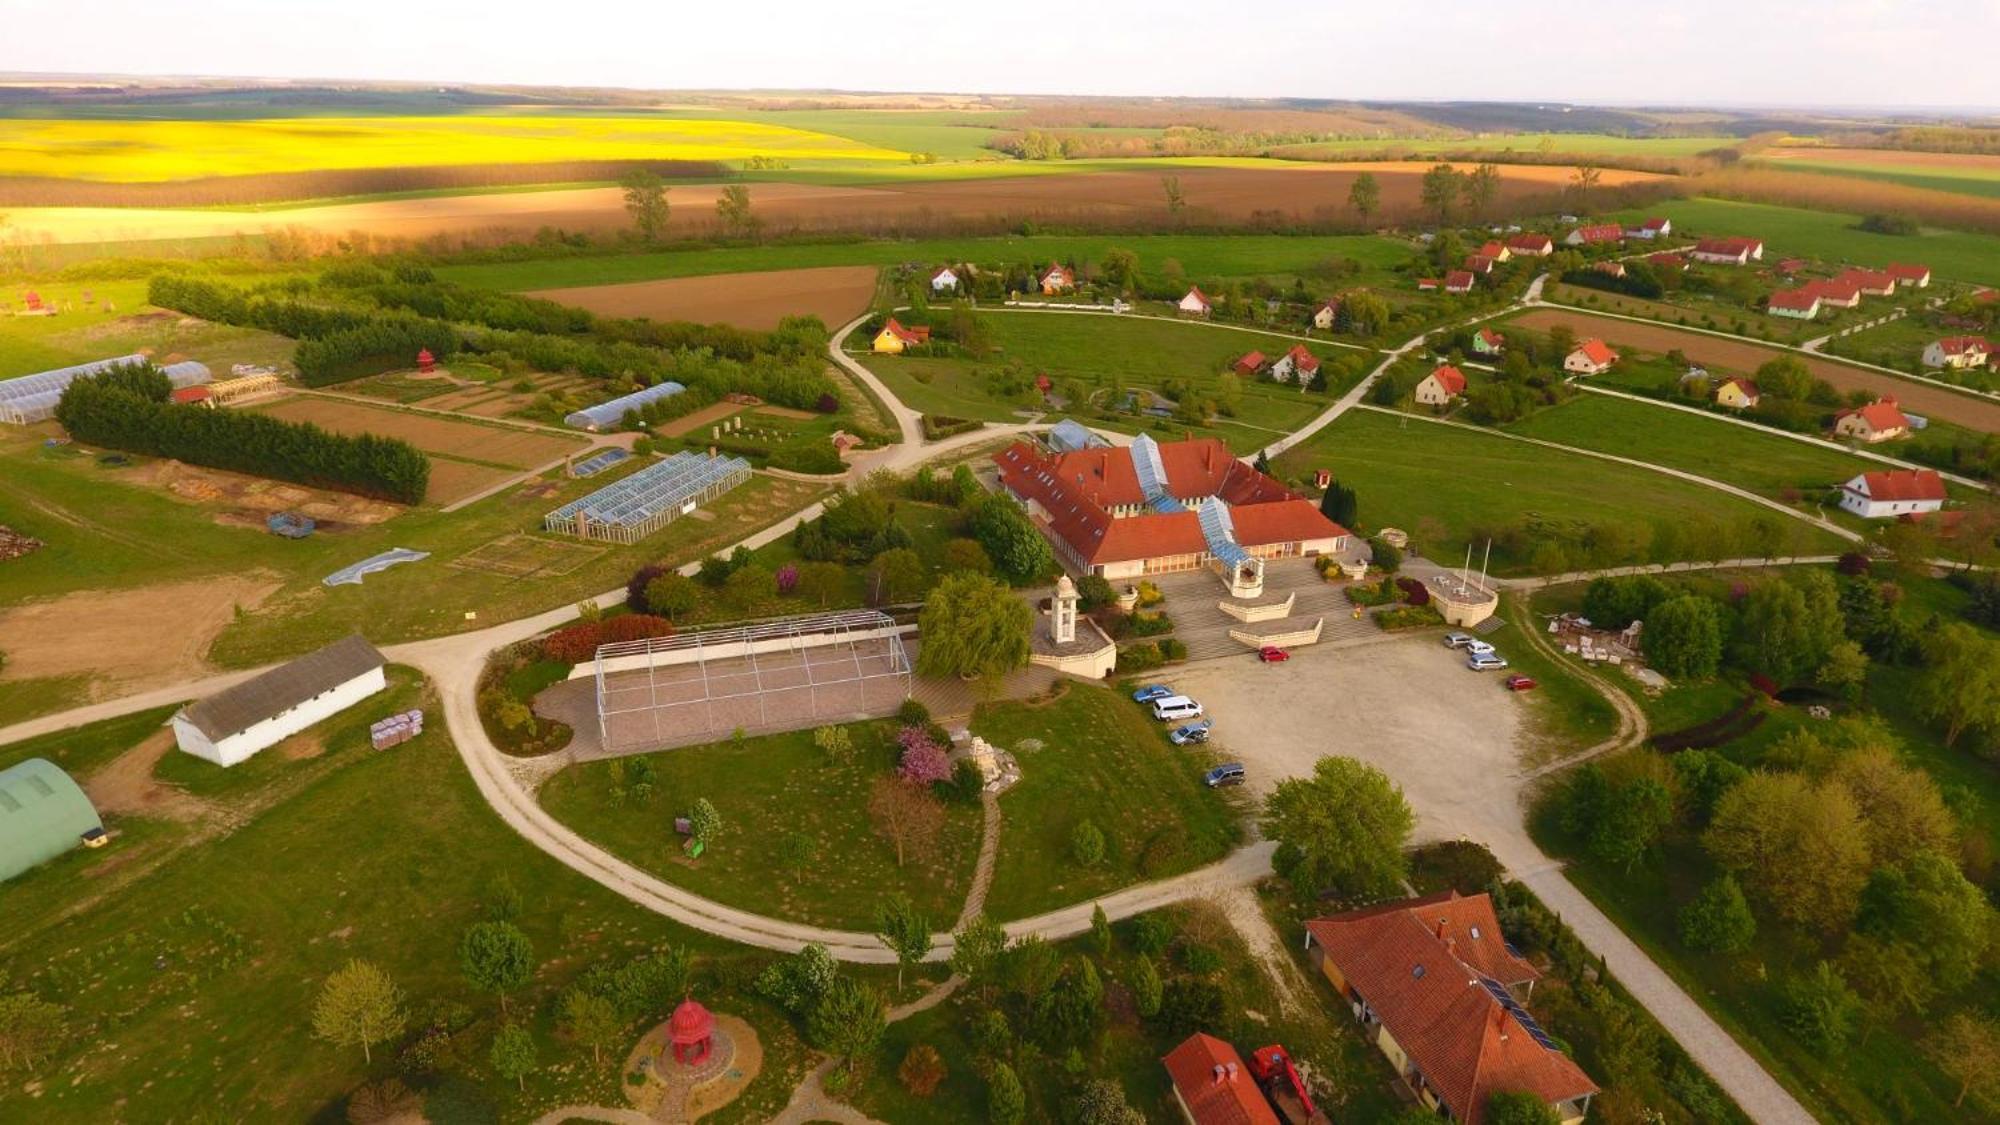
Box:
1258 646 1290 663
1504 675 1538 692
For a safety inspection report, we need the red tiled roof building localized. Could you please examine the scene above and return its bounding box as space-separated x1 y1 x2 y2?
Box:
1162 1033 1282 1125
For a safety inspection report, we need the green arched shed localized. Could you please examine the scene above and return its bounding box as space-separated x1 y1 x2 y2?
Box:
0 757 104 883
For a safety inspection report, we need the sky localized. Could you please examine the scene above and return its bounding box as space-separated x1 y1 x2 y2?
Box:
3 0 1998 111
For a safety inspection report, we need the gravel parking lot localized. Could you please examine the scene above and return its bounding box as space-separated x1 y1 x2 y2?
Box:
1159 635 1541 858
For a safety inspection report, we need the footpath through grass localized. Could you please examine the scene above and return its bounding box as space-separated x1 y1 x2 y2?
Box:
974 682 1243 921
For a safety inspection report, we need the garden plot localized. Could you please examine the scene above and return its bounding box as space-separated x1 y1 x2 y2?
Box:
250 396 584 468
451 533 605 578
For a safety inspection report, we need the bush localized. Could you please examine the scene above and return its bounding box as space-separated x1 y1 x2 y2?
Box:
1375 604 1446 631
897 698 932 726
1128 913 1175 956
897 1043 947 1098
1076 574 1116 610
1678 874 1757 954
1367 536 1403 573
1070 820 1106 866
543 615 676 662
1395 576 1429 605
1410 840 1503 895
949 759 986 803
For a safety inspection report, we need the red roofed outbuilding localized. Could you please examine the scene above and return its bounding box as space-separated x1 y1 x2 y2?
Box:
1886 262 1932 288
1233 351 1268 377
1563 224 1624 247
1162 1033 1282 1125
1506 233 1555 257
1444 271 1476 294
1840 469 1946 519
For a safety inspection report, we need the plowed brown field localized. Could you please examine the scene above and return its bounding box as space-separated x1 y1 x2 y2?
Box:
1512 308 2000 433
4 162 1668 246
251 396 584 468
529 265 879 330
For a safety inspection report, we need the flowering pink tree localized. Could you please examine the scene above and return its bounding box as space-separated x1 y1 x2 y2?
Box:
776 563 799 595
896 725 952 786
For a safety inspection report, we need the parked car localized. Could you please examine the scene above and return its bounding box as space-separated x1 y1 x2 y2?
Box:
1169 721 1211 746
1467 652 1509 671
1258 646 1290 663
1151 695 1204 722
1204 763 1247 788
1465 639 1496 657
1444 633 1476 648
1131 684 1174 703
1504 675 1538 692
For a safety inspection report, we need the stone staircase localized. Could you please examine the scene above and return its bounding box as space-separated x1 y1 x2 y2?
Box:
1126 562 1391 664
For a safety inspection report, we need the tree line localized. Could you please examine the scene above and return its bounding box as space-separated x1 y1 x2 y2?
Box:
55 363 429 504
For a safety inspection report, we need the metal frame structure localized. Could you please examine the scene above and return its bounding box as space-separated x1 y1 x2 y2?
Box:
542 452 752 544
562 381 686 431
592 610 912 751
0 357 210 425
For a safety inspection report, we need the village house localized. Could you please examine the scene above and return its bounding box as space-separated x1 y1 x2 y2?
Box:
1038 264 1075 295
1630 216 1672 239
1807 278 1862 310
1924 336 1992 370
1417 277 1441 292
991 431 1349 584
1563 338 1618 375
1471 327 1506 357
929 266 960 294
1838 267 1897 298
1564 223 1623 247
871 317 931 354
1714 377 1761 410
1269 344 1320 385
173 635 388 768
1444 271 1476 295
1477 240 1512 263
1887 263 1932 288
1311 298 1340 330
1839 468 1946 519
1647 251 1688 272
1593 261 1627 279
1464 254 1496 276
1305 892 1598 1125
1767 288 1822 319
1414 364 1467 407
1162 1033 1282 1125
1506 233 1555 257
1689 236 1764 265
1834 398 1912 443
1232 351 1267 377
1179 287 1213 317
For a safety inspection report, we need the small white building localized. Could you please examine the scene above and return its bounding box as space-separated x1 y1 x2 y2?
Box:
929 267 960 294
173 635 387 767
1178 287 1213 317
1839 469 1945 519
1312 299 1339 330
1563 339 1619 375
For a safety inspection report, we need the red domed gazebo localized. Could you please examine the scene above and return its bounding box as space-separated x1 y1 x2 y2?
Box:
669 997 715 1066
416 348 437 373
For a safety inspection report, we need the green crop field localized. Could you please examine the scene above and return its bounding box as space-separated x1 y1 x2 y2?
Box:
1272 133 1732 158
1612 197 2000 286
1274 408 1847 573
1753 153 2000 200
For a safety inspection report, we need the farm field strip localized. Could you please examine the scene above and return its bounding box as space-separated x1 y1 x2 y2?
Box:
1508 306 2000 434
527 264 880 331
250 396 586 469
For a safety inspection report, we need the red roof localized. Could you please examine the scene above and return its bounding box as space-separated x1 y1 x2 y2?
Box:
1041 264 1074 286
1647 251 1688 269
1478 241 1508 259
1162 1034 1281 1125
1886 262 1931 283
1571 338 1617 367
1839 267 1896 292
1284 344 1321 372
1593 261 1626 277
1428 365 1467 396
1768 288 1820 312
1306 893 1595 1125
1476 327 1505 349
1506 234 1553 253
1850 469 1945 502
1464 255 1495 274
1693 236 1760 259
1641 217 1670 231
1934 336 1991 357
1233 351 1267 374
1572 224 1623 243
930 266 957 283
1805 278 1861 303
1837 399 1910 433
1444 270 1476 292
170 385 213 404
1776 257 1809 274
669 997 714 1044
1718 377 1761 399
1183 286 1212 307
1418 278 1441 290
880 317 929 345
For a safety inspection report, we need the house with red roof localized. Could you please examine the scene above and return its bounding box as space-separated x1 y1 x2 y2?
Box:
1305 892 1598 1125
1417 277 1442 292
1270 344 1320 385
1805 278 1862 309
1840 469 1946 519
1632 216 1672 239
1312 298 1341 331
1593 261 1627 279
1039 264 1076 295
929 266 961 294
1689 236 1764 266
991 431 1350 583
1506 233 1555 257
1646 251 1688 272
1924 336 1992 370
1464 254 1496 276
1471 327 1506 358
1562 338 1618 375
1179 287 1213 317
1232 351 1268 377
1478 240 1512 263
1886 263 1932 288
1444 271 1476 295
1415 365 1467 407
1563 224 1623 248
1715 377 1761 410
1162 1033 1282 1125
1833 398 1911 443
871 317 931 354
1837 268 1897 298
1767 288 1822 319
169 385 215 407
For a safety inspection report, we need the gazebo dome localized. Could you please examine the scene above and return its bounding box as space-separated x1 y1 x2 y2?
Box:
670 998 714 1043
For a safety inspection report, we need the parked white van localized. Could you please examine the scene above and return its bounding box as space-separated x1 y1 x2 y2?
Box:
1151 696 1204 722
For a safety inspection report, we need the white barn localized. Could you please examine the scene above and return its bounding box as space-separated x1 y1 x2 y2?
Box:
173 636 387 767
1838 469 1946 520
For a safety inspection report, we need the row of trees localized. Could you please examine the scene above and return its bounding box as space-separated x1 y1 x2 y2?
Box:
54 364 429 503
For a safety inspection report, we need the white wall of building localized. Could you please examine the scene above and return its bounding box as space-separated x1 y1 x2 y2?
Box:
174 666 388 767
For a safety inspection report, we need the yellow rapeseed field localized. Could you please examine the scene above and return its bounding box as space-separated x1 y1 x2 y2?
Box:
0 115 907 181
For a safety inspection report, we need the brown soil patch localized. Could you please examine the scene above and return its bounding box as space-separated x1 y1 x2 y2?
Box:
250 396 581 469
754 405 817 420
1512 308 2000 434
530 265 880 332
280 732 326 761
2 162 1669 246
421 459 520 507
123 458 402 526
657 400 747 438
0 574 282 698
82 729 217 823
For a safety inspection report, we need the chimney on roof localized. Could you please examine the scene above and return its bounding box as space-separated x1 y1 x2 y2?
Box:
1212 1064 1226 1085
1436 918 1448 939
1493 1002 1510 1041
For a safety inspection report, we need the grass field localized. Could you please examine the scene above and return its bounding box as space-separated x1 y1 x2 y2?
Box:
0 278 296 381
1273 408 1847 573
0 679 823 1124
1757 147 2000 200
1611 197 2000 286
539 720 982 931
971 683 1243 921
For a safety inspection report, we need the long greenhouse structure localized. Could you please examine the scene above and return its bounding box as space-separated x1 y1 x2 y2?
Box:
543 451 752 544
0 355 212 425
562 381 685 432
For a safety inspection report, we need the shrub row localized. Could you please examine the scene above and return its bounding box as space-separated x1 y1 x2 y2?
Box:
542 615 679 663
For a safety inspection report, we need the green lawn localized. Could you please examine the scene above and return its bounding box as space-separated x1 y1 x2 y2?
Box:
1489 594 1620 764
1611 197 2000 287
1273 409 1847 574
538 721 983 931
0 277 297 380
0 676 821 1125
1753 157 2000 201
437 233 1414 293
1541 281 1824 346
973 683 1243 921
0 705 177 773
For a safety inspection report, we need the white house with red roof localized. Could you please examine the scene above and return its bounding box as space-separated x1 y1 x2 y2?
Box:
1305 892 1598 1125
1564 224 1624 247
1593 260 1627 279
1715 377 1761 410
1179 287 1213 317
1563 338 1618 375
1506 233 1555 257
929 266 960 294
1834 398 1911 443
1887 263 1932 288
1689 236 1764 265
1767 288 1822 319
1806 278 1862 309
1923 336 1991 370
1415 365 1467 407
1444 271 1476 295
1637 216 1672 238
1838 268 1897 298
991 431 1350 586
1417 277 1442 292
1464 254 1496 276
1839 469 1946 519
1038 264 1075 295
1269 344 1320 385
1161 1033 1282 1125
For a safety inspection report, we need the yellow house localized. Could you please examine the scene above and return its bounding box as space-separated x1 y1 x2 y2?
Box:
1715 377 1761 410
871 317 929 355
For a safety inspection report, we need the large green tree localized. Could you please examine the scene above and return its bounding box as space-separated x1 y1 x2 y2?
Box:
1262 756 1415 896
619 169 669 241
1703 772 1870 930
1642 595 1725 679
0 992 65 1074
1347 173 1381 224
1419 163 1462 224
460 922 536 1014
808 976 886 1073
915 573 1032 682
1913 622 2000 746
874 894 933 993
971 496 1055 583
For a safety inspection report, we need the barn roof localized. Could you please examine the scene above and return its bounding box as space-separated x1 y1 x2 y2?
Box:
179 635 385 742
